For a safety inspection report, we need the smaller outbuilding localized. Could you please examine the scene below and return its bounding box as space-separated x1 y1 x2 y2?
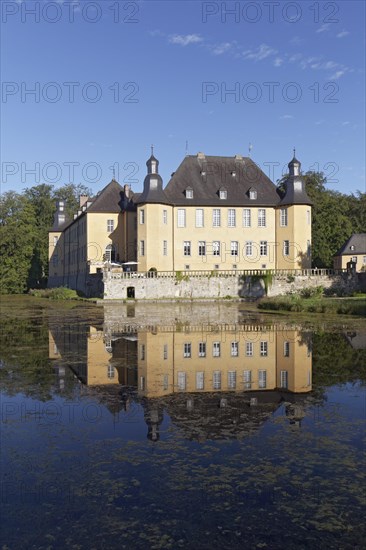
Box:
333 233 366 272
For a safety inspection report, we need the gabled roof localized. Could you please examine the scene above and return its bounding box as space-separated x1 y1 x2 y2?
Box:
334 233 366 256
163 155 280 206
87 180 124 213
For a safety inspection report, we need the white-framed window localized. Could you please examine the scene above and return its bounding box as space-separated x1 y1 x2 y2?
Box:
246 241 253 257
280 370 288 389
243 209 251 227
107 365 115 379
213 370 221 389
196 372 204 390
283 240 290 256
53 236 58 246
213 241 220 256
195 209 204 227
163 344 168 360
163 240 168 256
139 210 145 224
243 370 252 389
105 244 115 262
198 241 206 256
258 209 266 227
231 241 239 256
258 370 267 388
363 256 366 265
307 209 311 225
163 209 168 224
177 209 186 228
186 188 193 199
163 374 169 390
184 343 191 358
59 202 64 212
260 241 267 256
107 219 114 232
140 344 145 360
228 371 237 389
213 342 221 357
213 209 221 227
219 189 227 200
260 341 268 356
284 341 290 357
228 209 236 227
199 342 206 357
249 189 257 200
139 240 145 256
280 208 288 227
177 372 186 390
231 341 239 356
246 342 253 356
140 376 145 390
184 241 191 256
352 256 357 263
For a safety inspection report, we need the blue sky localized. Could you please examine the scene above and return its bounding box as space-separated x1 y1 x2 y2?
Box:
1 0 365 196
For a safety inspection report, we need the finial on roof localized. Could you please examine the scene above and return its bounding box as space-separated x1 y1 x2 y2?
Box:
109 164 116 180
249 142 253 157
151 144 154 156
293 147 296 157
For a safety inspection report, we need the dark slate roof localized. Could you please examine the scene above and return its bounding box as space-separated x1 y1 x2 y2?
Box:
163 155 280 206
87 179 124 213
334 233 366 256
135 174 171 205
279 175 312 206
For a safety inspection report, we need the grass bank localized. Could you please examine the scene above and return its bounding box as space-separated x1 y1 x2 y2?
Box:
28 287 90 301
258 295 366 317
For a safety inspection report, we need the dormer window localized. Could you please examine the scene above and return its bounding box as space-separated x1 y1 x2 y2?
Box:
219 188 227 200
249 189 257 200
350 245 355 251
186 187 193 199
231 171 236 177
201 170 206 177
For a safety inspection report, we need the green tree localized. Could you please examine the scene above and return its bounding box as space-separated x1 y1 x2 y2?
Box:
54 183 92 220
0 192 37 294
24 184 55 286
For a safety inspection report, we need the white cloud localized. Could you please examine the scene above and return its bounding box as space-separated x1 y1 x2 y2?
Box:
330 70 346 79
243 44 277 61
274 57 283 67
290 36 304 45
280 115 294 120
337 30 349 38
342 121 350 126
316 24 330 33
168 34 203 46
211 42 232 55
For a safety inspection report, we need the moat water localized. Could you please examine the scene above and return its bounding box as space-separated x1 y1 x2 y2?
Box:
1 297 365 549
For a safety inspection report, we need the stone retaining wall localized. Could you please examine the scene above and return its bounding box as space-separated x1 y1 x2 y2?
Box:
102 271 359 300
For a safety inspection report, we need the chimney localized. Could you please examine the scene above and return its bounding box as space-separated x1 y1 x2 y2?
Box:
197 152 205 160
124 184 130 198
79 195 89 207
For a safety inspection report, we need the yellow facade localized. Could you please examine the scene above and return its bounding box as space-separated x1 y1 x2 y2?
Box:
136 203 311 271
137 328 312 398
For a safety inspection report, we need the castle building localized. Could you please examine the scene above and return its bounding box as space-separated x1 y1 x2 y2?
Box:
48 151 312 293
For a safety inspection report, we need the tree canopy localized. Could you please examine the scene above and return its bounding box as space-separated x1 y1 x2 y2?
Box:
0 183 91 294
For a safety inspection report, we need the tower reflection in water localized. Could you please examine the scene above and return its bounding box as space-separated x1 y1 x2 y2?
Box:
49 322 312 441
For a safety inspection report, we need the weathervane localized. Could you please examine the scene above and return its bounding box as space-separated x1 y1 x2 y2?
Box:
185 140 189 156
249 142 253 157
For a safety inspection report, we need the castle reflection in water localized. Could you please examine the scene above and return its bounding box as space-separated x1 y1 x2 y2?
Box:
49 319 313 441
